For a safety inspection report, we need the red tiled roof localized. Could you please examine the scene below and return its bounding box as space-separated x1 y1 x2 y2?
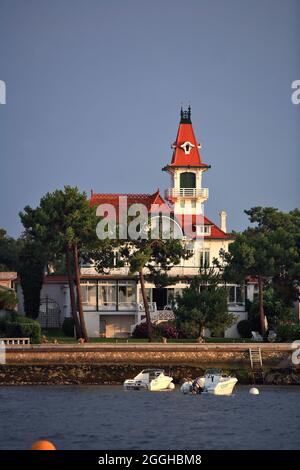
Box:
173 213 231 240
163 119 210 170
90 189 168 216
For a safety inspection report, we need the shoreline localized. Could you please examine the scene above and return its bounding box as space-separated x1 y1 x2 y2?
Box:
1 364 300 386
1 343 299 386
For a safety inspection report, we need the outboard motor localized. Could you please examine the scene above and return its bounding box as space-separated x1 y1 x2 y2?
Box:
180 381 192 394
191 377 205 394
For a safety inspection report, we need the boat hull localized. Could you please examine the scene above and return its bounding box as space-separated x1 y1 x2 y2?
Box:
205 378 238 395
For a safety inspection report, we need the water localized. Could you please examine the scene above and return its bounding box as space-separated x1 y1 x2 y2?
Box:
0 385 299 450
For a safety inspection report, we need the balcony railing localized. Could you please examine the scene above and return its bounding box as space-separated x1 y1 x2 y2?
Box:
138 302 157 312
165 188 209 199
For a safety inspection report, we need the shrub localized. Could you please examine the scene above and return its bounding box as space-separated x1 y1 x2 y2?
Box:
0 289 18 310
176 321 199 339
156 322 178 339
62 317 75 337
0 316 6 335
237 319 253 338
0 312 41 343
132 322 156 338
276 323 300 342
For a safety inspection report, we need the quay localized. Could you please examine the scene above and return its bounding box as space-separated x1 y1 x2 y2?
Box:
0 343 299 386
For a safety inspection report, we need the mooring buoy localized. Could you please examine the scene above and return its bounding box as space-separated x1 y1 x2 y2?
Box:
249 387 260 395
30 440 56 450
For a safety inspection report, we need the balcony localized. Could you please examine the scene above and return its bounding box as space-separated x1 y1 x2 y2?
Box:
165 188 209 199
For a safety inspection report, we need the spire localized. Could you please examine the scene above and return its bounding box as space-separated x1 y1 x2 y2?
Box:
163 105 210 171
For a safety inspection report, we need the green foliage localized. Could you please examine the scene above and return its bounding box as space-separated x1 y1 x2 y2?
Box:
17 240 46 319
0 312 41 343
173 273 235 338
247 286 295 329
19 186 98 254
237 320 253 338
276 323 300 342
0 288 18 310
62 317 75 337
0 229 19 271
219 207 300 285
155 322 178 339
19 186 97 340
132 322 157 338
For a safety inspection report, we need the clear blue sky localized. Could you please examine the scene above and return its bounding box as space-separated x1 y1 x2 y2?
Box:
0 0 299 237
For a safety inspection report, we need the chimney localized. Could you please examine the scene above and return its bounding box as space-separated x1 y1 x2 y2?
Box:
219 211 227 233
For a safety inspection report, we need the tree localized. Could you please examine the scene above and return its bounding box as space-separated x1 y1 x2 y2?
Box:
0 229 19 271
17 239 46 319
173 269 235 338
247 285 295 330
218 207 300 335
20 186 98 341
92 233 191 342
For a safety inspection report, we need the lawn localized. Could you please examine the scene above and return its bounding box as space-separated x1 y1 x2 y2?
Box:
41 329 253 344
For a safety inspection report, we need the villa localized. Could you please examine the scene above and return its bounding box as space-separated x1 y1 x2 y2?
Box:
17 107 256 337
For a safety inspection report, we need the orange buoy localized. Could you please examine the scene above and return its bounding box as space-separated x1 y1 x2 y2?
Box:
30 440 56 450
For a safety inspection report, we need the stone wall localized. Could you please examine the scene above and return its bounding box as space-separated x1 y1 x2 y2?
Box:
0 364 299 386
3 343 295 368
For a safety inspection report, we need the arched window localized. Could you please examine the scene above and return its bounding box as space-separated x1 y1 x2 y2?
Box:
180 172 196 188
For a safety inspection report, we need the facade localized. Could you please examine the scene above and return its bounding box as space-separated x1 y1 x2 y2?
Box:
81 107 248 338
16 107 252 337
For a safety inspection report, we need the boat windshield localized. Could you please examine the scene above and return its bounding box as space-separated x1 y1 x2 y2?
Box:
141 369 164 377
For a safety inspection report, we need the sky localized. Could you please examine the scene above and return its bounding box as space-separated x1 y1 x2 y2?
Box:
0 0 299 237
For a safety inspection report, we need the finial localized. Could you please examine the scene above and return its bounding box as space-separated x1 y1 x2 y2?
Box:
180 104 192 124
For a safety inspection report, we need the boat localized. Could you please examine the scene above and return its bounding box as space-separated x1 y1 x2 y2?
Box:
181 369 238 396
123 369 175 391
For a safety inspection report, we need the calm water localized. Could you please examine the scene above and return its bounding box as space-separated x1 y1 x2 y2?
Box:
0 385 299 450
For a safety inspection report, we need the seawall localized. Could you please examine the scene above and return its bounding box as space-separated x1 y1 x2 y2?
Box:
0 343 299 385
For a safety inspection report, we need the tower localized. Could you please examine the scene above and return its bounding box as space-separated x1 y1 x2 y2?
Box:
162 106 210 217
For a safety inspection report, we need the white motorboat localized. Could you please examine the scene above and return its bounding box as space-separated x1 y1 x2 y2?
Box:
181 369 238 396
124 369 175 391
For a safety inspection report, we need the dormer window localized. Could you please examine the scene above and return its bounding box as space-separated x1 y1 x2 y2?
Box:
197 225 211 236
180 141 195 155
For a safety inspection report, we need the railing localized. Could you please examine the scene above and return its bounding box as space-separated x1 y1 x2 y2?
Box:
138 302 157 312
0 338 30 345
165 188 209 199
150 309 175 321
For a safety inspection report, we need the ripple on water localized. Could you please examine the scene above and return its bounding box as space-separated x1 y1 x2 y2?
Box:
0 385 300 449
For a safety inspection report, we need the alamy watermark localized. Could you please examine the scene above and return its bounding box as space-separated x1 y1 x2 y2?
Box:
291 340 300 365
0 80 6 104
95 196 205 245
291 80 300 105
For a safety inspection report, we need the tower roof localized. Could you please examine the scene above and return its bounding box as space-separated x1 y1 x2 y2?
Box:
163 106 210 171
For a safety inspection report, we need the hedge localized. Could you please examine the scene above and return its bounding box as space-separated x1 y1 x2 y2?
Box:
0 312 41 344
276 323 300 342
237 320 253 338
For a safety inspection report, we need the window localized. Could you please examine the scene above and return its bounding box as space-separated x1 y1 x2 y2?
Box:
118 281 136 310
200 250 210 268
98 281 117 310
191 200 196 208
227 285 245 304
81 281 97 310
197 225 211 235
180 200 185 208
180 172 196 188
